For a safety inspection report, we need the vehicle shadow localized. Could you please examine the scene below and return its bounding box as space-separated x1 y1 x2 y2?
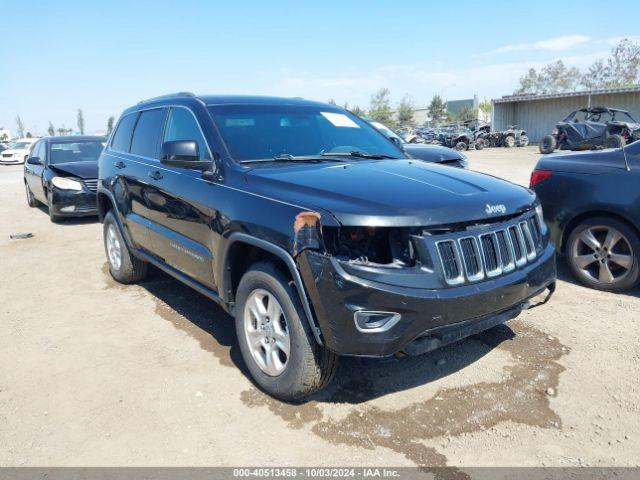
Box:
135 267 515 404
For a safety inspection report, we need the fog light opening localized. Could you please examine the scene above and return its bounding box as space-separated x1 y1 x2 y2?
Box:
354 311 401 333
60 206 76 213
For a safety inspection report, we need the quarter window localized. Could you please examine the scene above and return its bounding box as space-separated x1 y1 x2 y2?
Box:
163 108 210 159
130 109 165 158
110 114 137 153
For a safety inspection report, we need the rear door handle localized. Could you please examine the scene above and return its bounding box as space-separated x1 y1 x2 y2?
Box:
148 170 163 181
115 161 126 169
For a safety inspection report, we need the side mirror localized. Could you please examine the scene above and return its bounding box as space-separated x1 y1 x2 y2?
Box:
27 156 42 166
389 136 404 150
160 140 211 170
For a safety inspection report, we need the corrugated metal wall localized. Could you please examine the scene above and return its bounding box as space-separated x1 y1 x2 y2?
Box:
493 92 640 142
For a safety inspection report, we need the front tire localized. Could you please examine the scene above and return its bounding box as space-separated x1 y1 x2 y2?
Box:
519 135 529 147
455 141 467 151
503 135 515 148
47 191 62 223
539 135 556 154
103 210 148 284
475 139 484 150
235 262 338 401
565 217 640 292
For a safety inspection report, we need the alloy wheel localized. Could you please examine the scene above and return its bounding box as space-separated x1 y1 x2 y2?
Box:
570 225 634 285
106 224 123 271
243 289 290 376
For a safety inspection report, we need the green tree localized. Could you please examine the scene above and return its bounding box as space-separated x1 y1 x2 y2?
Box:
368 88 395 126
47 122 55 136
26 132 33 138
478 99 492 116
327 98 337 105
427 95 446 124
16 115 25 138
582 38 640 89
515 60 581 94
396 95 415 126
107 116 115 135
77 109 85 134
349 105 366 117
454 106 479 122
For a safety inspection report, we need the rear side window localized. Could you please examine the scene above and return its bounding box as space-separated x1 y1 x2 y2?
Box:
130 109 165 158
163 107 210 159
110 114 137 153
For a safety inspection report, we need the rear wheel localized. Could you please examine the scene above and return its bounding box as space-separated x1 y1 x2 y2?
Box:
25 183 37 207
605 134 626 149
103 210 148 283
235 262 338 401
455 141 467 151
539 135 556 154
475 139 484 150
566 217 640 292
503 135 515 148
519 135 529 147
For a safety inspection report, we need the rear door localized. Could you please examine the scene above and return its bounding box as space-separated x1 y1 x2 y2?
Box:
142 106 217 289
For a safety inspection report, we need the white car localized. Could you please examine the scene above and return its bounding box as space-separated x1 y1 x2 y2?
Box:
0 138 37 164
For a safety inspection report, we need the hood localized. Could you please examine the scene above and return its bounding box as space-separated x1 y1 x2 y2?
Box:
50 161 98 179
244 159 536 227
402 144 463 163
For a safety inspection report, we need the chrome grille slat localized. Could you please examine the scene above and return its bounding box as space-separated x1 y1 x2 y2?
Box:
434 213 543 286
83 179 98 192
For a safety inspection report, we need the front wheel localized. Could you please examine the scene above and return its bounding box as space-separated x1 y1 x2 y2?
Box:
539 135 556 154
503 135 515 148
566 217 640 292
103 210 148 283
235 262 338 401
455 141 467 151
519 135 529 147
475 139 484 150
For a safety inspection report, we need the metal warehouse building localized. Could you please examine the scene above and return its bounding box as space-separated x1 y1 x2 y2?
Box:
492 86 640 142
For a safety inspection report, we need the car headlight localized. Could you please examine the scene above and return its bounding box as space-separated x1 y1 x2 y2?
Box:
535 203 544 225
52 176 83 191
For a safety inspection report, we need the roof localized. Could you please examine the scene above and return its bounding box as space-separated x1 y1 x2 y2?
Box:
134 92 330 110
493 85 640 104
44 135 107 142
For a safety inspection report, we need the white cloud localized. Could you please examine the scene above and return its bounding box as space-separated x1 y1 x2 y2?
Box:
488 35 591 55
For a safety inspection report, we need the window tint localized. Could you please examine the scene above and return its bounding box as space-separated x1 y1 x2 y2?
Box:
163 108 210 159
49 141 105 164
130 109 165 158
111 114 137 153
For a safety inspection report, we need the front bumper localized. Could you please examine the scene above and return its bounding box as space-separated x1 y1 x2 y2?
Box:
297 243 556 357
0 156 24 164
50 187 97 217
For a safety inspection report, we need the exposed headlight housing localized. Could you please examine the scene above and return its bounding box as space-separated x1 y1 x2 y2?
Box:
535 203 544 226
51 176 83 191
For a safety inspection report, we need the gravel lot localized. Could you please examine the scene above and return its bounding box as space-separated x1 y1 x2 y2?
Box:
1 146 639 474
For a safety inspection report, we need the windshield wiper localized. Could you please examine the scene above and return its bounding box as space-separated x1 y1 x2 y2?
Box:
320 150 399 159
240 154 347 164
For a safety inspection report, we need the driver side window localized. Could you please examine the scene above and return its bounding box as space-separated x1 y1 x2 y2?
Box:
163 107 210 160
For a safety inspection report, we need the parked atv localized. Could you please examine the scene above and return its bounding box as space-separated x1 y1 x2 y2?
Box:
540 107 640 154
439 123 476 151
500 125 529 148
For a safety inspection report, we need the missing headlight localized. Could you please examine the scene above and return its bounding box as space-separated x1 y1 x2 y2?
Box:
323 227 417 267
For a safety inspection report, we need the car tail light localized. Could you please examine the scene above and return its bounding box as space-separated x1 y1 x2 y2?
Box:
530 169 553 188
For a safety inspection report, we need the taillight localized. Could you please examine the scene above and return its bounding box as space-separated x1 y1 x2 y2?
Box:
530 169 553 187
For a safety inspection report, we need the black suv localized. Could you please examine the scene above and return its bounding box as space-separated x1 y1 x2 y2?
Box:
98 93 556 400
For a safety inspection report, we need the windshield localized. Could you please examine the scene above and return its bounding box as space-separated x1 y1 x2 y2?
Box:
49 141 105 164
207 105 402 161
11 142 32 149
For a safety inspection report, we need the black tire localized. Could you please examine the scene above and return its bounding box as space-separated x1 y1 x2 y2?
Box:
47 191 62 223
475 139 484 150
235 262 338 401
565 216 640 292
503 135 515 148
519 135 529 147
25 182 38 207
455 141 467 151
605 134 626 149
539 135 556 154
103 210 148 284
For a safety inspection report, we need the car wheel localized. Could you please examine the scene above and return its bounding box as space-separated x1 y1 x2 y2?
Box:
235 261 338 401
475 139 484 150
539 135 556 154
519 135 529 147
605 134 626 149
25 183 38 207
503 136 515 148
103 210 148 283
566 217 640 292
47 191 62 223
455 141 467 151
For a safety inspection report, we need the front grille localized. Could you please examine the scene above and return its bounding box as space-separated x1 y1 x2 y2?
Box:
2 153 13 158
435 213 544 286
83 179 98 192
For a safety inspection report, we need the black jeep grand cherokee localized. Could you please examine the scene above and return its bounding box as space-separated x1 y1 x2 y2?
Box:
98 93 556 400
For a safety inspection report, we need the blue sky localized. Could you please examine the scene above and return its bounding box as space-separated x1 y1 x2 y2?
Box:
1 0 638 135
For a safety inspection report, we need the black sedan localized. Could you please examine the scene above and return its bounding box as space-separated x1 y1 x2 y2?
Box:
366 119 469 168
24 136 106 222
531 140 640 292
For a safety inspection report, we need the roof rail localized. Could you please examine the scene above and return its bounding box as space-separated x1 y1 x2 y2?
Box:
138 92 195 104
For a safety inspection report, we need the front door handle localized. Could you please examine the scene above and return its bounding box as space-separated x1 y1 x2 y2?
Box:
148 170 163 181
115 161 126 169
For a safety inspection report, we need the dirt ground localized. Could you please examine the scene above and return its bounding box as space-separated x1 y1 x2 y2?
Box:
1 146 639 473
